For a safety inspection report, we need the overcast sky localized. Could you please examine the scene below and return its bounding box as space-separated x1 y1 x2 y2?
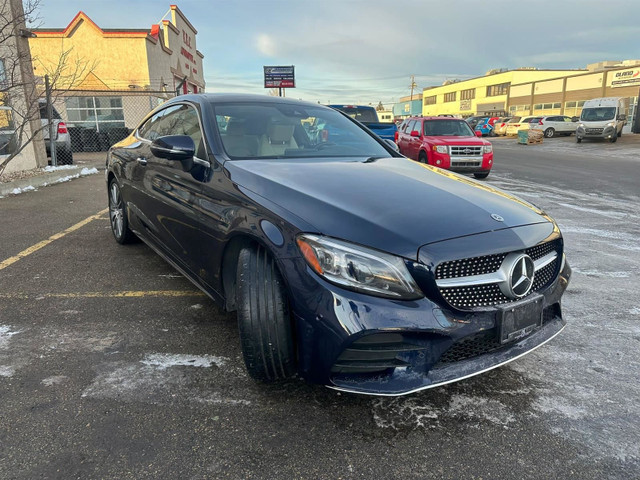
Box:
34 0 640 106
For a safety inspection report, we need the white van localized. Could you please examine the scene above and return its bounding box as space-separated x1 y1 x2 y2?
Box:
576 97 627 143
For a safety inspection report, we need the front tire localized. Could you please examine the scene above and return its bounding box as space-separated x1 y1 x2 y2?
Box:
610 133 617 143
576 137 582 143
108 179 136 244
418 152 427 164
236 245 296 382
474 171 490 179
544 128 555 138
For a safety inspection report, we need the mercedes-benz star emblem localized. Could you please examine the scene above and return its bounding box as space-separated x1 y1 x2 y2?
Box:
509 254 535 298
498 253 535 299
491 213 504 222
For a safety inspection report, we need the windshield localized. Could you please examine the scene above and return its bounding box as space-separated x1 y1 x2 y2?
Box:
213 102 390 159
424 120 475 136
580 107 616 122
329 106 378 123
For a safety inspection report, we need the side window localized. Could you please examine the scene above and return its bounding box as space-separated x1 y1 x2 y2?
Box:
407 120 416 133
137 105 182 140
138 104 205 158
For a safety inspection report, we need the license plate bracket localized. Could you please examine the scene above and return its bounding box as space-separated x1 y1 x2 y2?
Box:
499 295 543 344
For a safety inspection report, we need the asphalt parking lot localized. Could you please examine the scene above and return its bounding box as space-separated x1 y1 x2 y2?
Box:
1 137 639 479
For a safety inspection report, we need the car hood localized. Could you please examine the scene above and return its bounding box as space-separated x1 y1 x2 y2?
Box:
427 136 488 146
226 157 551 260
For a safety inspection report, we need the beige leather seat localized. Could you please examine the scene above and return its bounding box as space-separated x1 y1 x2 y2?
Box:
221 119 258 157
258 123 297 156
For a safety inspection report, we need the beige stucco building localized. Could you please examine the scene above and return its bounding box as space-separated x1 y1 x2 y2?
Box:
29 5 205 94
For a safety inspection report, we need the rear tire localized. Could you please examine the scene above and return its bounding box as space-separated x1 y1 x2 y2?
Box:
57 148 73 165
544 128 555 138
474 172 490 179
236 245 296 382
108 179 136 244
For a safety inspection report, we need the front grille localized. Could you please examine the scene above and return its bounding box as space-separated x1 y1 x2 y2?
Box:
586 128 604 135
451 160 482 167
450 145 483 156
435 239 562 309
437 303 560 364
437 331 502 364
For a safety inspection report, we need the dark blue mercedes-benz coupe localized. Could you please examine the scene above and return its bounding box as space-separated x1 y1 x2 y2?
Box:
106 94 571 396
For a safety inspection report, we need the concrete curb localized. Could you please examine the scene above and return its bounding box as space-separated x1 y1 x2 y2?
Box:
0 167 97 197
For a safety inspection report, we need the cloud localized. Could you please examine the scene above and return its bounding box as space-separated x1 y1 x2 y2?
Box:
256 34 277 57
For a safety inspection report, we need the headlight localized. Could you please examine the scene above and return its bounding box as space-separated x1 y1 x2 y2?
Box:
432 145 448 154
578 123 585 128
606 122 615 127
483 144 493 153
296 234 424 300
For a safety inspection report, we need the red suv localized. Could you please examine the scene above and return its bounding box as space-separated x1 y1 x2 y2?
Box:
396 116 493 179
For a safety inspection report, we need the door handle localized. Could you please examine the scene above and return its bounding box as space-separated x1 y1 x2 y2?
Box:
136 157 148 166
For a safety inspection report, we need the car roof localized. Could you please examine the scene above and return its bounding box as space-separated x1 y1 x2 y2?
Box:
409 116 465 121
167 93 329 110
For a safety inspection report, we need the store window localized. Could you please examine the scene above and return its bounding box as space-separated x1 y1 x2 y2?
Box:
65 96 125 131
461 88 475 100
444 92 456 103
486 83 510 97
424 95 436 106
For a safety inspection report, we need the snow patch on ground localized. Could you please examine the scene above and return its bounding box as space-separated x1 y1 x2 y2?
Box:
82 358 250 407
0 365 16 377
0 325 20 348
372 393 515 430
10 185 36 195
141 353 228 370
43 165 77 172
630 307 640 315
42 375 69 386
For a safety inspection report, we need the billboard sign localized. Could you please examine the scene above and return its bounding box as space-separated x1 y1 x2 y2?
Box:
264 65 295 88
610 68 640 88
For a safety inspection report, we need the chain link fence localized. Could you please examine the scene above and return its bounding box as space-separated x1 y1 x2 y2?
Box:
42 89 175 161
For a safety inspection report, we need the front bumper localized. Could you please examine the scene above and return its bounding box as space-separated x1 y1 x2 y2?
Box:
427 151 493 173
280 234 571 396
576 125 616 139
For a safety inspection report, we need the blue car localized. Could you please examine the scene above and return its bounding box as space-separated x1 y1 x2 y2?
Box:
107 94 571 396
474 117 495 136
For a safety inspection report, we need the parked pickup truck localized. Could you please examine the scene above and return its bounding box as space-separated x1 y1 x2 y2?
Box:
328 105 397 141
396 116 493 179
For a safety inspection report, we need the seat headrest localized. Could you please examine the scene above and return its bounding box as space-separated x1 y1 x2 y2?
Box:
268 123 295 144
226 119 245 136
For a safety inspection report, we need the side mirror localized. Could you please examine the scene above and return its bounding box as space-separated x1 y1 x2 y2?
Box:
410 130 420 138
571 117 579 122
475 131 482 137
383 138 399 152
617 114 626 121
151 135 196 161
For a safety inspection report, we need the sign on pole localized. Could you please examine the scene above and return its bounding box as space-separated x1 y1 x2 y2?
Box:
264 66 295 89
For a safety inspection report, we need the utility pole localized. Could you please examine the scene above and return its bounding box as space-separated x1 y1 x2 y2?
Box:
409 75 417 99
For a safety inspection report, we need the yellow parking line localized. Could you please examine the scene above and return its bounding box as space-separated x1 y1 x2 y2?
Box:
0 208 108 271
0 290 206 299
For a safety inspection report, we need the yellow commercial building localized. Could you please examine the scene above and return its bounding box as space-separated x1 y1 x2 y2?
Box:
422 68 583 117
422 60 640 127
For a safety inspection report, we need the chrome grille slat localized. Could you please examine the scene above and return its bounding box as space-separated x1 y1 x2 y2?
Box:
450 145 483 156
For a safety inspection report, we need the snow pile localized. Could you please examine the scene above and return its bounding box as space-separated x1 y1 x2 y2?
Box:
43 165 77 172
10 185 36 195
